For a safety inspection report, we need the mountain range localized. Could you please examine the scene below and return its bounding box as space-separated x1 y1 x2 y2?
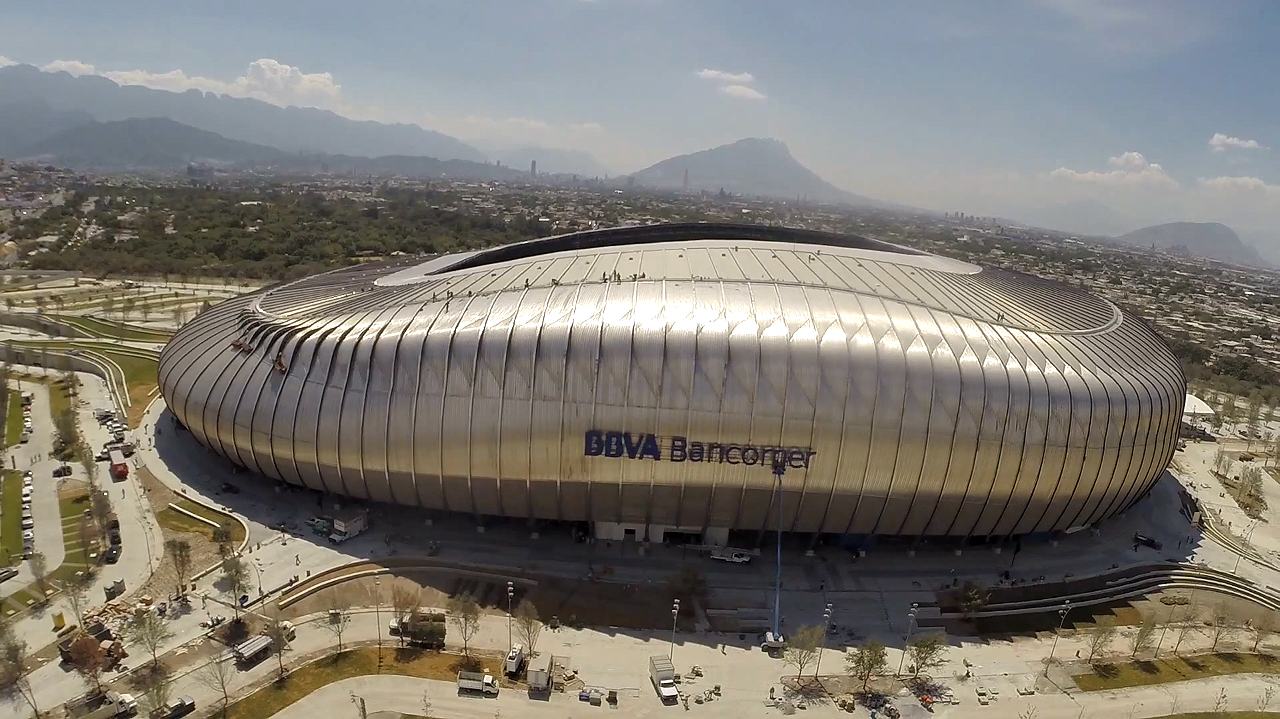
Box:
628 138 881 206
1115 222 1268 267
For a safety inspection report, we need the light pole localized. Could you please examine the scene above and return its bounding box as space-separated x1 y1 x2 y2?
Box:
813 603 833 683
506 581 515 650
770 461 786 639
374 578 383 668
895 603 918 677
670 599 680 659
1043 600 1072 677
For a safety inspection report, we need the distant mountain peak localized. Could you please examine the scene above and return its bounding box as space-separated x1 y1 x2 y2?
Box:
1116 221 1269 268
628 137 881 206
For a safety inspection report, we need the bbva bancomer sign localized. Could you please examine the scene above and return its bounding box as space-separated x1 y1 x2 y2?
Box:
584 429 817 470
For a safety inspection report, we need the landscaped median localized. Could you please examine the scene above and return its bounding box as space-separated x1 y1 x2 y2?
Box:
219 646 503 719
1074 652 1280 691
156 497 247 546
0 470 23 565
4 392 23 446
0 483 94 617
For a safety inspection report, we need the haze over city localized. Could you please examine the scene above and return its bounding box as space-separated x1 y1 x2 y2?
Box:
2 0 1279 257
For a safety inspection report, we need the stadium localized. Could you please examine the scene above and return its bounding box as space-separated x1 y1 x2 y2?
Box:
158 223 1185 545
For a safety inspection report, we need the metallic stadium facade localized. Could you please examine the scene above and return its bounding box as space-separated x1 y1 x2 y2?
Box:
158 223 1185 543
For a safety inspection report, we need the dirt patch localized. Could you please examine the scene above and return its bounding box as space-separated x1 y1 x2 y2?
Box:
134 465 225 600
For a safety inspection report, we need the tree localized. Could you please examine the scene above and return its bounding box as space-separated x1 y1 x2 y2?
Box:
1130 616 1157 658
783 625 824 683
1086 620 1116 662
907 633 949 678
1210 605 1238 652
219 555 251 620
28 552 47 597
1214 447 1231 475
1172 608 1199 655
389 579 421 647
0 631 41 719
61 573 92 627
264 609 292 679
513 598 543 657
1251 613 1276 653
165 539 193 598
846 641 888 691
197 657 235 711
88 488 113 542
68 634 107 692
447 593 481 658
323 595 352 652
958 581 989 617
130 610 174 669
138 669 173 719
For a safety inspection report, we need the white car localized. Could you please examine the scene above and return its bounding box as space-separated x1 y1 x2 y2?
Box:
23 478 33 489
21 488 32 499
710 549 753 563
21 530 34 542
21 518 34 530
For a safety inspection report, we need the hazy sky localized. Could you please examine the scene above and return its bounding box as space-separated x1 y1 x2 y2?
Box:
2 0 1279 247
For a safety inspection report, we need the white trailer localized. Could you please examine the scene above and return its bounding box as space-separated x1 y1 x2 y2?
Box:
504 643 525 677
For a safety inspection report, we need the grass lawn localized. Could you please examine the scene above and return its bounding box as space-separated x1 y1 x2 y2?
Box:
156 498 245 545
4 394 23 447
219 647 501 719
49 314 172 343
0 485 93 617
0 471 22 566
1075 652 1280 691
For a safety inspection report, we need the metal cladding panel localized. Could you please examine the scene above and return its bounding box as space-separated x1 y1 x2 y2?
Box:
158 223 1185 538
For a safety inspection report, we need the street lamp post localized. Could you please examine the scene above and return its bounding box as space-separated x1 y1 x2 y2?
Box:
374 578 383 668
771 462 786 639
895 603 918 677
507 581 515 650
813 603 833 683
1043 600 1072 677
670 599 680 659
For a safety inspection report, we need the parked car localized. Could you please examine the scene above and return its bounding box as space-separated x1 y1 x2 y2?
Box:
104 545 121 564
159 696 196 718
21 518 34 530
0 567 18 583
1133 533 1163 551
219 482 241 494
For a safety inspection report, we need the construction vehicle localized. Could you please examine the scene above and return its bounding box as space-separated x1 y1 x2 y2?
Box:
231 635 273 666
457 670 500 696
388 611 445 647
504 643 525 677
649 655 679 704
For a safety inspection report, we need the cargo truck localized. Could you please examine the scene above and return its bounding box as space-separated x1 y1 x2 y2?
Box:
388 611 446 647
231 635 273 666
527 656 552 697
457 670 500 696
649 655 679 704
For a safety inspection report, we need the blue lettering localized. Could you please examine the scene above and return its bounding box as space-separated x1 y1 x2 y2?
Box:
670 437 687 462
604 431 625 457
640 434 661 461
585 430 604 456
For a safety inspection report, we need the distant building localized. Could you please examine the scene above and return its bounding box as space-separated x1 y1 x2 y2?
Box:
530 160 537 178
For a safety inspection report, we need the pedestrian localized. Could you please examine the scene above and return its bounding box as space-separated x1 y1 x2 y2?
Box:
295 553 300 566
769 687 775 700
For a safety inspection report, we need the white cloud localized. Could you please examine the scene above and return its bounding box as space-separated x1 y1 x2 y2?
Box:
41 59 97 76
1208 132 1266 152
696 68 755 84
1049 151 1178 188
719 84 767 101
102 58 342 110
695 67 766 101
1198 175 1280 195
0 56 16 68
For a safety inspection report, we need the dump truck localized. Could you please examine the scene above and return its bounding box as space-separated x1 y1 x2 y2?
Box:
457 670 500 696
649 655 679 704
388 611 446 647
65 690 137 719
